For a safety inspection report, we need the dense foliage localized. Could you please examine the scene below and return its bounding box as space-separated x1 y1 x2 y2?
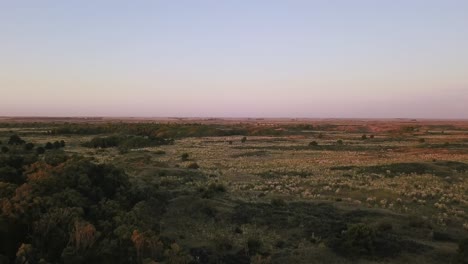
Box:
0 136 186 263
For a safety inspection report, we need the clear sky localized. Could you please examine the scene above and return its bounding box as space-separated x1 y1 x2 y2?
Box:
1 1 467 118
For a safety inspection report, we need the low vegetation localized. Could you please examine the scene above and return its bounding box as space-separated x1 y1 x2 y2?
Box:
0 120 467 263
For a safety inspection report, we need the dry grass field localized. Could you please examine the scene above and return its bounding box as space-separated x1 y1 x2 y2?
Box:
1 118 467 263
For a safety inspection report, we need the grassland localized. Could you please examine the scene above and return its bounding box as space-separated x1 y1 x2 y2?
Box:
0 118 467 263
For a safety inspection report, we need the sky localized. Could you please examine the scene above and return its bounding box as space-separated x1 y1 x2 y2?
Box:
1 0 468 118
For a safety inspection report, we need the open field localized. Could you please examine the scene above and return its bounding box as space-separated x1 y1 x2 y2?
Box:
1 119 467 263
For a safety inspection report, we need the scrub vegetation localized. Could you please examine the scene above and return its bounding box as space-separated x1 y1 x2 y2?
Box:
0 119 467 263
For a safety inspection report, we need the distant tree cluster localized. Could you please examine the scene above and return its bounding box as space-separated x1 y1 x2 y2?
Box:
45 140 66 150
83 135 174 151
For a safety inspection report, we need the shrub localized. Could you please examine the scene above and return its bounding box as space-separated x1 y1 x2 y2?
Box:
247 238 263 255
24 143 35 151
199 183 226 198
337 140 343 145
36 147 45 154
45 142 54 150
53 141 61 149
370 135 375 139
329 223 402 259
8 135 25 145
187 162 199 169
1 146 9 153
419 138 425 143
241 137 247 143
44 151 68 166
361 135 367 140
309 141 318 147
181 153 189 161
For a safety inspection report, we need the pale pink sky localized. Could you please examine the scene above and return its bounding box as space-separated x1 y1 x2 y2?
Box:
1 1 468 118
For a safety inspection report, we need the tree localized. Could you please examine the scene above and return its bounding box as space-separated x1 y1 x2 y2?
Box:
337 140 343 145
309 141 318 147
60 140 66 147
45 142 54 150
36 147 46 155
24 142 35 151
361 135 367 140
8 135 25 145
241 137 247 143
53 141 61 149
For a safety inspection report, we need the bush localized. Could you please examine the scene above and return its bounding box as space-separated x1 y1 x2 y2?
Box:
329 223 402 259
24 143 35 151
187 162 199 169
199 183 227 198
44 151 68 166
181 153 189 161
45 142 54 150
247 238 263 255
36 147 45 154
53 141 61 149
8 135 25 145
419 138 425 143
241 137 247 143
361 135 367 140
337 140 343 145
309 141 318 147
1 146 9 153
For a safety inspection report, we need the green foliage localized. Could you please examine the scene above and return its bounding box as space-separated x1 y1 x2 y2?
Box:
0 147 8 153
0 148 181 263
36 147 45 155
8 135 25 145
24 143 35 151
44 151 68 166
328 223 402 259
83 135 173 150
44 142 54 150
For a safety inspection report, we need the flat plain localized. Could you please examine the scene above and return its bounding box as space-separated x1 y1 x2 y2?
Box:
1 118 467 263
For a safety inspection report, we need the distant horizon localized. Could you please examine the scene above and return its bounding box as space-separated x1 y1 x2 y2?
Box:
1 115 468 121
